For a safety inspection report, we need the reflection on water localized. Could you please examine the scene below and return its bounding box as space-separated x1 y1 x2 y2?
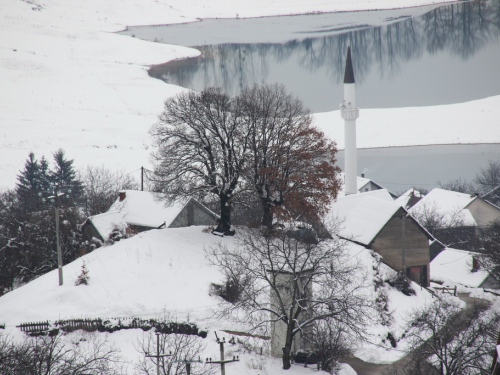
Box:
146 0 500 111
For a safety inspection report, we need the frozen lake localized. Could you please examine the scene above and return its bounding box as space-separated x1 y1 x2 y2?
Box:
122 0 500 112
121 1 500 191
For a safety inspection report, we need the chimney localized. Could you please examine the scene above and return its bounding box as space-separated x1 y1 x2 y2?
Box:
119 191 126 202
361 173 365 178
472 256 479 272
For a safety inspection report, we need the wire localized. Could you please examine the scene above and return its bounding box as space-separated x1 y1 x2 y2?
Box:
124 168 141 176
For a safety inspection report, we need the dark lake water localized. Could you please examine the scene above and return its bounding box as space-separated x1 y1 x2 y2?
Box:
122 0 500 112
121 1 500 192
336 144 500 193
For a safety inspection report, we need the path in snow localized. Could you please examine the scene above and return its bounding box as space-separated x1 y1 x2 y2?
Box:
344 292 492 375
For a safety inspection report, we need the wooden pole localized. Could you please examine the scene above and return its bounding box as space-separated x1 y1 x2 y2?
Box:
141 166 144 191
156 332 160 375
220 339 225 375
56 207 63 286
145 331 171 375
402 214 406 275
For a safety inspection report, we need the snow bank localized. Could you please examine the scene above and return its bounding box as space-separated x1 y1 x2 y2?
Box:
313 95 500 150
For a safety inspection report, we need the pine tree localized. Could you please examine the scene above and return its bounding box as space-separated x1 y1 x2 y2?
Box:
49 149 84 204
15 152 44 212
75 261 90 285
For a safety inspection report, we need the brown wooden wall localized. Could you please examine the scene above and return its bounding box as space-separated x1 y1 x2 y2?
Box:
371 208 430 284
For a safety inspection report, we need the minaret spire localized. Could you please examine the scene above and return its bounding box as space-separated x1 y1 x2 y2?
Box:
344 46 355 84
340 41 360 195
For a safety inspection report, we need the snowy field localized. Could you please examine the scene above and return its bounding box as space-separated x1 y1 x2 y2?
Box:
2 0 497 189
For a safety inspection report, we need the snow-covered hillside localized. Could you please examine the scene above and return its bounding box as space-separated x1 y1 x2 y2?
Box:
0 225 436 372
2 0 497 189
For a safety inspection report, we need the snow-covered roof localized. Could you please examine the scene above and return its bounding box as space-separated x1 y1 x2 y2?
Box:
409 188 477 226
88 210 127 241
328 190 401 245
337 173 389 197
394 188 423 209
430 248 489 288
109 190 192 228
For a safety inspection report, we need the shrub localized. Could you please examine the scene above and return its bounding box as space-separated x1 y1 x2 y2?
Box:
386 272 415 296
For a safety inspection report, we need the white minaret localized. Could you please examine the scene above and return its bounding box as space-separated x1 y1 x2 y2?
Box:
340 43 359 195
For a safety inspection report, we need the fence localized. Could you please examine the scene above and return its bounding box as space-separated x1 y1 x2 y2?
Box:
432 285 457 296
15 317 207 337
17 321 50 333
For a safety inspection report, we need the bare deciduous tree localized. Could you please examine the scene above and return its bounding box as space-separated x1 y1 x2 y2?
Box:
150 88 250 235
477 219 500 281
135 332 214 375
0 332 123 375
438 178 475 194
410 202 475 249
391 298 499 375
81 166 138 216
475 159 500 195
239 83 341 228
206 226 370 370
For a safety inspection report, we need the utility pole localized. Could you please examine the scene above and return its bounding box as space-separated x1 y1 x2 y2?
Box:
55 206 63 286
172 358 203 375
141 166 144 191
402 213 406 275
206 333 239 375
41 182 71 286
145 331 171 375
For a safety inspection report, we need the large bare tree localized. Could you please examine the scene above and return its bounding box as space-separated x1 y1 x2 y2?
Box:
206 226 370 369
150 88 250 234
239 83 341 228
388 298 499 375
475 159 500 196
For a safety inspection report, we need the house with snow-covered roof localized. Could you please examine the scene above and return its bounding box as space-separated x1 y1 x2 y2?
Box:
395 188 424 210
328 189 432 286
430 247 498 289
337 172 396 198
82 190 219 245
409 188 500 250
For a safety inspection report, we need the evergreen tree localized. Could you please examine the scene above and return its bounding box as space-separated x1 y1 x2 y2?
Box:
49 149 84 204
39 156 51 192
15 152 45 212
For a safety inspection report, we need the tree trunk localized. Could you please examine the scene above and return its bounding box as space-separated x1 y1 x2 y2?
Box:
282 342 292 370
282 321 295 369
261 198 274 229
215 193 234 235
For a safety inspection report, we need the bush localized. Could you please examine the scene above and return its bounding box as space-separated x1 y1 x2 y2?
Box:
386 272 415 296
210 276 242 304
304 320 352 374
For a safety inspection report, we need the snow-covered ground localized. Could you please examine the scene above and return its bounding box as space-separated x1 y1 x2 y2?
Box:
0 226 435 371
2 0 495 189
1 0 498 372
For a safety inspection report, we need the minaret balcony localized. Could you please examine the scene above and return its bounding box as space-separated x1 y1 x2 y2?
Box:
341 108 359 121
